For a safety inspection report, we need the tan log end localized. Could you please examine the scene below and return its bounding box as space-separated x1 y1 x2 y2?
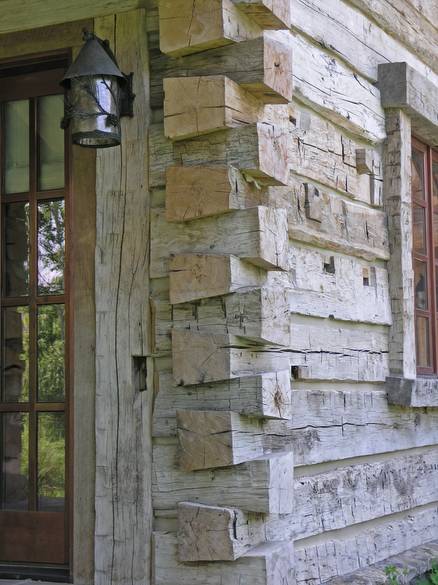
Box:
233 0 292 29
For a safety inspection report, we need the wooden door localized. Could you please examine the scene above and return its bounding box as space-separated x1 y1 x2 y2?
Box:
0 57 70 567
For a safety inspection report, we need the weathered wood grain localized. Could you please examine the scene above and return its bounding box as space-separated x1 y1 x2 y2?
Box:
347 0 438 75
170 287 291 345
158 0 260 56
153 444 294 513
287 178 389 262
165 166 271 222
151 206 289 277
169 254 266 304
0 0 146 34
288 245 391 325
379 62 438 147
232 0 292 28
151 32 293 107
152 370 292 436
291 0 438 85
178 502 265 561
383 109 416 379
289 107 383 205
386 376 438 408
164 76 262 141
292 32 386 142
295 505 438 584
149 122 291 187
265 388 438 466
94 12 152 585
154 532 295 585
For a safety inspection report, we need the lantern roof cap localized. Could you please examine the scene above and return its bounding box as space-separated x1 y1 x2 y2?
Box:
62 31 125 84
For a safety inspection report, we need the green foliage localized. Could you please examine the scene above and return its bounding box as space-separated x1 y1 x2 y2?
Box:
385 564 409 585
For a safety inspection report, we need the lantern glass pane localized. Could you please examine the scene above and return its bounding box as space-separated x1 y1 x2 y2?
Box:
4 100 30 194
38 95 65 191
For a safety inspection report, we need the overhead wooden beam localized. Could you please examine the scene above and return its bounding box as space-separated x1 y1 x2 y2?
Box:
164 75 262 141
0 0 145 35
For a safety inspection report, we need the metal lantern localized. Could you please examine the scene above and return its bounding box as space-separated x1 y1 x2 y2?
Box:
61 31 134 148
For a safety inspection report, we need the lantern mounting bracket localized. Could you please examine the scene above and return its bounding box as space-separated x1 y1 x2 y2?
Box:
120 72 135 118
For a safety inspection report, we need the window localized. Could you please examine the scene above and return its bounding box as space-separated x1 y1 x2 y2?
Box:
412 137 438 374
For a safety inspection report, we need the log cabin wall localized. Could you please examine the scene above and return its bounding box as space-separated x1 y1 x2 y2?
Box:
147 1 438 584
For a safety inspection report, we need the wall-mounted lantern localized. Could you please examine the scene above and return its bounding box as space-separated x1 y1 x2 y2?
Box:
61 31 135 148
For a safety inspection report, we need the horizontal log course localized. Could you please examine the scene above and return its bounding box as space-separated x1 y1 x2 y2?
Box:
164 76 262 141
158 0 261 56
291 0 438 85
177 409 289 470
292 32 386 143
295 505 438 584
287 178 389 262
169 254 266 304
264 388 438 466
152 370 292 436
288 245 392 325
165 166 271 222
172 330 290 386
153 444 294 513
232 0 291 29
153 532 295 585
170 286 291 346
178 502 265 561
289 106 383 205
151 206 289 278
151 32 293 107
149 122 291 187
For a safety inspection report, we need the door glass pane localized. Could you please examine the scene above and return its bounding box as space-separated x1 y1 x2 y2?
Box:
37 200 65 295
416 316 431 368
37 304 65 402
2 307 29 403
1 412 29 510
412 147 425 201
38 95 65 191
3 202 30 297
414 260 428 310
37 412 65 511
413 205 427 255
4 100 29 194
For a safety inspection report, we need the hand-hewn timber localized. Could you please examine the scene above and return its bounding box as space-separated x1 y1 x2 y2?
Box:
151 32 293 107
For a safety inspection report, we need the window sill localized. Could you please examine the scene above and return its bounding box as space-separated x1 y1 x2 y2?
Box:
386 375 438 407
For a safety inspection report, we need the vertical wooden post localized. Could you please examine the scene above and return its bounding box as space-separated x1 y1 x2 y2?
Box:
94 10 152 585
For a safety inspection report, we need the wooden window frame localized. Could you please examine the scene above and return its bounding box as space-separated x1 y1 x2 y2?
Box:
412 136 438 375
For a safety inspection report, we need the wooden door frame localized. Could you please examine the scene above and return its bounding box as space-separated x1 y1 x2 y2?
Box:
0 21 97 583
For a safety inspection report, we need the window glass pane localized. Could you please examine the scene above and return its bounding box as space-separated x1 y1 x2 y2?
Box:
38 95 65 191
1 412 29 510
4 100 30 194
413 205 427 255
414 260 428 310
37 200 65 295
37 304 65 402
37 412 65 511
2 307 29 403
412 147 426 201
416 316 431 368
3 202 30 297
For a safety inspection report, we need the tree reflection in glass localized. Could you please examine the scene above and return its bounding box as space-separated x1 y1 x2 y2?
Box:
37 200 64 295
